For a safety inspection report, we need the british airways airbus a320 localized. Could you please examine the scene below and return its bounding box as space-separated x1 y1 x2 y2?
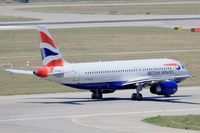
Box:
6 25 191 100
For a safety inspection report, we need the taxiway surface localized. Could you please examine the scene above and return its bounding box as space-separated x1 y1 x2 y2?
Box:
0 86 199 133
1 2 200 29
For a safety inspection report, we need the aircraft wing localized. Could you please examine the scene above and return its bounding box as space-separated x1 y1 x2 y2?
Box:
5 69 33 75
123 75 191 86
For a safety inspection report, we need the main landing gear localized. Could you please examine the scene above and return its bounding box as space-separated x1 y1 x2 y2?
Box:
91 90 103 99
131 83 143 101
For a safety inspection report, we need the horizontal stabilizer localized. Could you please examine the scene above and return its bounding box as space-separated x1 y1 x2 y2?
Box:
5 69 33 75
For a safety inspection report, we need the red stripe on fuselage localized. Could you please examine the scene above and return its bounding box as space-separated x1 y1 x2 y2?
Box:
164 63 178 66
39 32 57 48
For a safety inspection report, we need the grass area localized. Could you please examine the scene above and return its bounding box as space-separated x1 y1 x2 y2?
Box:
18 3 200 15
144 115 200 130
0 71 80 95
0 26 200 95
0 15 39 22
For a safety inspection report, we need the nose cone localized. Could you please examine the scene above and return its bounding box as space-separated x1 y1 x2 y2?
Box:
33 67 50 78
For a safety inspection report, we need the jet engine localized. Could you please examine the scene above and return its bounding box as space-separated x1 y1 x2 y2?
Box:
150 81 178 96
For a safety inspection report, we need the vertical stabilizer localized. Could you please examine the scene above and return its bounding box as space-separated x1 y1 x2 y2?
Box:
38 25 65 67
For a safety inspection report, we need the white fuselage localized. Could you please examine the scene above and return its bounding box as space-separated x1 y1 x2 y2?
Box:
48 58 189 90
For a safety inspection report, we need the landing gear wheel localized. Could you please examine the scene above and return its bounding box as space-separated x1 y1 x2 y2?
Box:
98 93 103 99
131 93 137 100
164 95 171 97
91 91 103 99
137 93 143 101
131 93 143 100
91 93 96 99
131 83 143 101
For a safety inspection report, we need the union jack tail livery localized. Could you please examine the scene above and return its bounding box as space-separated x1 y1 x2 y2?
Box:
31 26 67 78
38 25 65 67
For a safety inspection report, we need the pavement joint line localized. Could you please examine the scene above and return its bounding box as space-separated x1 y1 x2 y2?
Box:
0 49 200 59
0 108 199 122
71 116 148 130
71 114 156 130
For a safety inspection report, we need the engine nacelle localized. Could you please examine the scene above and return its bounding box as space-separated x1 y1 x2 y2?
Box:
150 81 178 96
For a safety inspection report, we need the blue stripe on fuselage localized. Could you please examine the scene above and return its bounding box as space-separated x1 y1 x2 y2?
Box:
62 78 184 90
63 81 136 90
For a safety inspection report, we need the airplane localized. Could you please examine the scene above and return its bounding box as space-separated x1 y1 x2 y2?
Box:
6 25 191 100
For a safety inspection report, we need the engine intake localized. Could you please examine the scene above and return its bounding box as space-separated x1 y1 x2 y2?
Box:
150 81 178 96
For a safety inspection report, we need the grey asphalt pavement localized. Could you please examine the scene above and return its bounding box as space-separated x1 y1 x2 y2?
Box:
0 86 199 133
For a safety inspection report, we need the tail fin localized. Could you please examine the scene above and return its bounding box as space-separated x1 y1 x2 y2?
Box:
38 25 65 67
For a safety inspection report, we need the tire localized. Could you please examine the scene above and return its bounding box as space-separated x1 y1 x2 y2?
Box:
137 93 143 101
91 93 96 99
131 93 137 100
98 93 103 99
164 95 171 97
